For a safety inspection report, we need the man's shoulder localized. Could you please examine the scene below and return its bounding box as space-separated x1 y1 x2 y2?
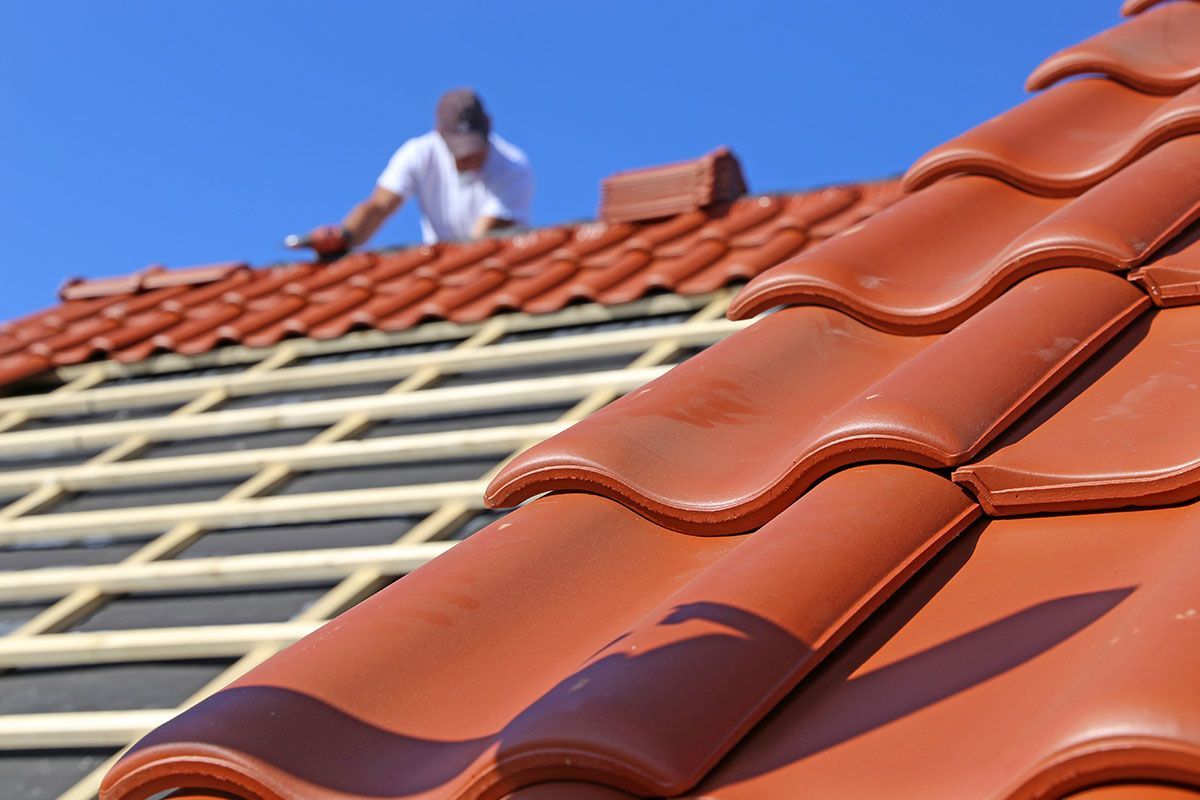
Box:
488 134 532 174
395 131 443 158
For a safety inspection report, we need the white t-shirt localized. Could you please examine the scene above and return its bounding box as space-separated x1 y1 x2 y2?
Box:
376 131 534 243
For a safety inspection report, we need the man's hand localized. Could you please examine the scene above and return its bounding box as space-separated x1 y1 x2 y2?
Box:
308 225 352 257
470 215 516 239
288 187 403 262
285 225 351 259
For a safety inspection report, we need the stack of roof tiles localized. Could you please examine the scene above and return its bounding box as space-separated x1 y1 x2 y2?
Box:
0 180 894 391
598 148 748 223
98 3 1200 799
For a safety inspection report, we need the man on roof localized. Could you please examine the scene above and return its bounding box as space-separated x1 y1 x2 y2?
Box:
294 88 533 257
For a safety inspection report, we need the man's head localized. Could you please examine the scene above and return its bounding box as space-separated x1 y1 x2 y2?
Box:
436 88 491 172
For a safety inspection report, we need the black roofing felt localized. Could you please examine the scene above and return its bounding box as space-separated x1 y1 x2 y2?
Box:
0 660 233 715
73 584 334 632
137 426 325 459
0 749 117 799
177 516 420 558
38 478 244 516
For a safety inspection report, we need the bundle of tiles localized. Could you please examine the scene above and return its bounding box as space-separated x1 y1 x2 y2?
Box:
599 147 748 223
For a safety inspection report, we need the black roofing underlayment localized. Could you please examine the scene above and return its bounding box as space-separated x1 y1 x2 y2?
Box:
0 310 709 796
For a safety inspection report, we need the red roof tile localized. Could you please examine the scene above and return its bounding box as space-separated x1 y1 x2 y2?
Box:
904 77 1200 195
598 148 748 224
1130 217 1200 305
486 269 1145 533
1121 0 1177 16
729 135 1200 330
99 4 1200 800
954 304 1200 515
1028 1 1200 93
679 503 1200 799
59 262 247 300
0 184 896 386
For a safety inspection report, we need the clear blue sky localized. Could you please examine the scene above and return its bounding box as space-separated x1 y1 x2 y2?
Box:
2 1 1114 320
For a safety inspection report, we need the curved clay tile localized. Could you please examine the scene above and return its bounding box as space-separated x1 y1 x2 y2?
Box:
211 294 309 347
26 316 120 360
100 467 977 800
680 500 1200 800
0 352 52 387
731 135 1200 330
495 227 574 267
675 224 807 295
453 259 580 322
486 269 1148 534
100 493 747 800
116 304 244 362
385 266 511 329
89 310 183 355
1028 2 1200 93
903 77 1200 195
358 246 438 284
421 238 504 279
600 198 783 305
1130 217 1200 305
243 288 374 347
489 467 977 797
157 269 256 314
954 306 1200 515
309 277 440 339
729 176 1063 330
1121 0 1184 15
523 211 710 314
218 264 313 306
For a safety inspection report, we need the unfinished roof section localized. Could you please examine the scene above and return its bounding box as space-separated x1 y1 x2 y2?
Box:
0 286 760 800
0 171 900 798
0 181 896 392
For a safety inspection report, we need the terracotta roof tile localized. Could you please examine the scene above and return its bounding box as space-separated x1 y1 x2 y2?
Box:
486 269 1146 533
731 135 1200 329
58 262 246 300
598 147 748 223
101 467 977 800
679 503 1200 799
1129 217 1200 305
954 304 1200 514
1029 1 1200 93
0 186 889 388
904 77 1200 195
1121 0 1177 16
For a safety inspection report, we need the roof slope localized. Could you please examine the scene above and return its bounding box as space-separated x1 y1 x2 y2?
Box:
101 3 1200 800
0 181 897 390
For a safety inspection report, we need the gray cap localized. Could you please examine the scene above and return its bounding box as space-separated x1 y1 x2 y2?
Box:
436 88 491 158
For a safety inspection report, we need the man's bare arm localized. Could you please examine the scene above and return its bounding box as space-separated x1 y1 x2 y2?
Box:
342 186 404 247
470 215 515 240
